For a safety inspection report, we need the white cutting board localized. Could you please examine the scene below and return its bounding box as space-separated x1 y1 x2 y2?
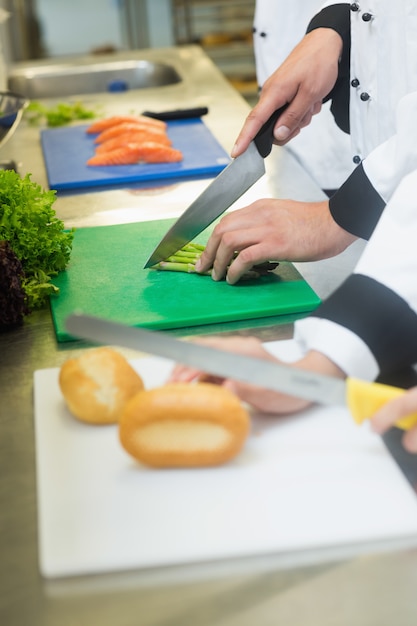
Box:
33 341 417 579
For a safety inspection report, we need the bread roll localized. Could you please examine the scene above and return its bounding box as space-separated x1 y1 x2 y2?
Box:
59 347 144 424
119 382 250 467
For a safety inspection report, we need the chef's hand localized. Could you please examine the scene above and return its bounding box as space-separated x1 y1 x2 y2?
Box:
232 28 343 158
168 335 345 415
194 198 357 284
371 388 417 453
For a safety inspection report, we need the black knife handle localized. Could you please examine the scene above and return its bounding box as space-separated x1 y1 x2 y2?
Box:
142 107 209 121
253 104 289 158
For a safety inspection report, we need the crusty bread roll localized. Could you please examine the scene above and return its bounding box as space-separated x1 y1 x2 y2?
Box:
119 382 250 467
59 347 144 424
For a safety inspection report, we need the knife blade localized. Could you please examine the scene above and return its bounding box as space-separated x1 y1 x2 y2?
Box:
143 105 288 268
66 313 417 431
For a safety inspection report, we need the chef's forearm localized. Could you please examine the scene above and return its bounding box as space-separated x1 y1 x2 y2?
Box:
306 2 351 55
306 2 351 133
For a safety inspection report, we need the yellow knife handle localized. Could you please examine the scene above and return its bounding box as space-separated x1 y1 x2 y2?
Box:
346 377 417 431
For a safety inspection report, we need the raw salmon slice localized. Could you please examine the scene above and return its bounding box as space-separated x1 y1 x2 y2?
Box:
94 122 168 144
87 145 146 166
95 130 172 154
86 115 167 134
133 142 183 163
87 142 183 166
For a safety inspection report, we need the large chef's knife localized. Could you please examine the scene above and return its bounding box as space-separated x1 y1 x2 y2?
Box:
66 313 417 431
143 105 288 268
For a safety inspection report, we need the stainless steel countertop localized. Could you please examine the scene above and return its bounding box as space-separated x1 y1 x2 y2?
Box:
1 45 417 625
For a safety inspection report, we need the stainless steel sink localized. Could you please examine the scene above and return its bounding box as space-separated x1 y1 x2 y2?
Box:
8 56 182 99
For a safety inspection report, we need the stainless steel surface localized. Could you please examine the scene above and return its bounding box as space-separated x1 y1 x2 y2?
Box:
1 44 417 625
8 52 182 98
0 90 28 148
144 140 265 267
66 313 347 407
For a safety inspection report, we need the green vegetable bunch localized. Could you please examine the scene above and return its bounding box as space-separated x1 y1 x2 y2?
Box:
152 242 207 273
152 243 279 279
24 100 98 127
0 170 74 310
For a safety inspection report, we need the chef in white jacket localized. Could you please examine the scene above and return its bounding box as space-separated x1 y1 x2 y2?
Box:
252 0 354 191
171 1 417 453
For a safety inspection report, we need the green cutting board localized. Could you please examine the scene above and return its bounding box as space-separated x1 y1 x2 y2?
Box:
50 219 321 342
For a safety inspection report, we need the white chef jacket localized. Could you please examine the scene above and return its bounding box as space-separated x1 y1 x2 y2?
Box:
295 2 417 382
253 0 355 190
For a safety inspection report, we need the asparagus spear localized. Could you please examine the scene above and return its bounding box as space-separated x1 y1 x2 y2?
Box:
150 243 279 278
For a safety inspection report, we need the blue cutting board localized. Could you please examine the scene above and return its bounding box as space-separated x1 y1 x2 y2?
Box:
49 219 321 342
40 119 231 191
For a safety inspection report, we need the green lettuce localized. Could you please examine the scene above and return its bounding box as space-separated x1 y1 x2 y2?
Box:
24 101 98 127
0 170 74 310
